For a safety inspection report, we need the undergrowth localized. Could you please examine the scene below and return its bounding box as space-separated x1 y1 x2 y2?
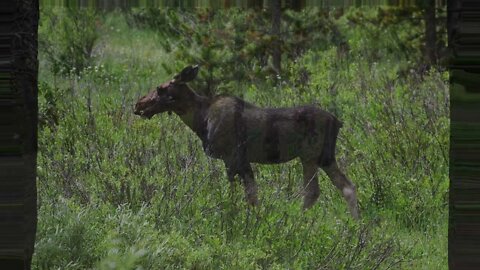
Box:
34 7 448 269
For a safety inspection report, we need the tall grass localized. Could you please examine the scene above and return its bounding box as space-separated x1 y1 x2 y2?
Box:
34 8 448 269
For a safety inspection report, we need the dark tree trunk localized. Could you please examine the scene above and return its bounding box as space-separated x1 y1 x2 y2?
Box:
287 0 306 11
424 0 437 65
0 0 38 269
448 0 480 268
247 0 264 10
271 0 281 75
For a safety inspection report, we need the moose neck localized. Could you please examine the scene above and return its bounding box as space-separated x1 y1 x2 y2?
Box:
174 90 210 141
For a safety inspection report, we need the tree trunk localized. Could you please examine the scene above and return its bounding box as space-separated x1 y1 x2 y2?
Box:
0 0 38 269
247 0 264 10
448 0 480 268
287 0 306 11
424 0 437 65
271 0 281 75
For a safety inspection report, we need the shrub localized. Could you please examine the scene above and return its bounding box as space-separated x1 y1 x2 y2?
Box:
39 7 100 75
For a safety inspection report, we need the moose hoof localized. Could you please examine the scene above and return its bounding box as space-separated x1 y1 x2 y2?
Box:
350 208 360 220
302 194 319 210
246 196 259 206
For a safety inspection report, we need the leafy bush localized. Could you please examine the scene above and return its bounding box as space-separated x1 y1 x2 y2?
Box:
39 8 100 75
128 8 350 95
38 82 65 129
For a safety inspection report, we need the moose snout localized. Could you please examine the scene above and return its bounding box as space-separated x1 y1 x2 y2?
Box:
133 105 141 115
133 104 153 119
133 104 147 117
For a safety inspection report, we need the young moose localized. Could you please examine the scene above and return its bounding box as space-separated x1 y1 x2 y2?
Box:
134 65 359 219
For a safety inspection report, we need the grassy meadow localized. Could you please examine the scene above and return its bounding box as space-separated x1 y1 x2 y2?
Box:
34 7 449 269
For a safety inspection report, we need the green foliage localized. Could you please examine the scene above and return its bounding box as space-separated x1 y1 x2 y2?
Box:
129 8 269 95
34 200 106 269
35 7 448 269
341 6 449 70
39 8 100 75
128 8 351 95
38 82 65 129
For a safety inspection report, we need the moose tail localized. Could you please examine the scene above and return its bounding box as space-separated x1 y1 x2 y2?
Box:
317 116 342 167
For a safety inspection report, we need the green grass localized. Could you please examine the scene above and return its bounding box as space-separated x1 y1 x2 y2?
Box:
34 8 449 269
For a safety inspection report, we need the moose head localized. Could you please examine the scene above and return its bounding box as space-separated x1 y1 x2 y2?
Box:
134 65 199 119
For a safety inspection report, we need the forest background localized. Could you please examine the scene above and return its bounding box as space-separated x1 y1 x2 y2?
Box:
35 1 449 269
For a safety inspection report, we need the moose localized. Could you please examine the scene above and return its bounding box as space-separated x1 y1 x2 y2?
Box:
134 65 359 219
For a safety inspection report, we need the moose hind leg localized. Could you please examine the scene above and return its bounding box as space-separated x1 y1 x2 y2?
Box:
239 163 258 206
322 161 359 219
302 161 320 209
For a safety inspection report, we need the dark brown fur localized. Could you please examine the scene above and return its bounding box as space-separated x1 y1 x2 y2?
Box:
134 66 359 219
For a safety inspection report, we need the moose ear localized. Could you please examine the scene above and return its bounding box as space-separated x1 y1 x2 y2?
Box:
173 65 199 83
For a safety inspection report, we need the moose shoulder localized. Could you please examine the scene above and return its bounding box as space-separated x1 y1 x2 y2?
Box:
134 65 359 219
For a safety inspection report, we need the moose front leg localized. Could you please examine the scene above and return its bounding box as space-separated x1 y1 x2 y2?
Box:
302 161 320 209
225 162 237 194
224 161 258 206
